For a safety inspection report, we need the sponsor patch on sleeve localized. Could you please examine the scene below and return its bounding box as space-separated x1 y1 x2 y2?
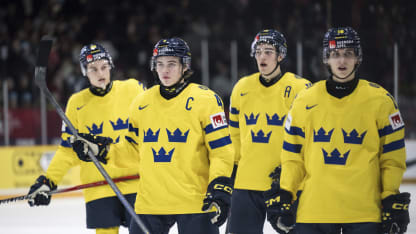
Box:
210 112 227 129
285 113 292 131
389 111 404 130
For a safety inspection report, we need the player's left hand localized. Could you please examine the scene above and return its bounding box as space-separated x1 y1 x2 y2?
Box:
202 176 233 227
382 192 410 234
27 175 57 207
70 133 112 164
264 187 295 234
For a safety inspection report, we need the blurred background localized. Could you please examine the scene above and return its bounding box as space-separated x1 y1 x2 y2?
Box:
0 0 415 145
1 1 416 233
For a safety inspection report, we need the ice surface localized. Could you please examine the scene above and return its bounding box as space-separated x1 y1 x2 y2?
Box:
1 184 416 234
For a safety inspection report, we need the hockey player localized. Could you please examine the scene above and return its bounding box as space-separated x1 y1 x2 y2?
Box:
27 43 146 234
72 38 234 234
267 27 410 234
228 29 311 234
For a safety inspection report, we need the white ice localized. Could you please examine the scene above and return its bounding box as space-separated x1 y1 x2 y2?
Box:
1 184 416 234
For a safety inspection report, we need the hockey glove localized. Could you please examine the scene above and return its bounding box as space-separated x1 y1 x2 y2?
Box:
71 133 112 164
27 175 57 207
382 192 411 234
202 176 233 227
264 188 295 234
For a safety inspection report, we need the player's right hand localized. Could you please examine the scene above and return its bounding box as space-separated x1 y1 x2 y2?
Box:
27 175 57 207
70 133 112 164
264 187 295 234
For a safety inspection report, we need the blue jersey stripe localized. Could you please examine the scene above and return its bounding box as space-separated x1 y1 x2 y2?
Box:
230 107 239 115
204 124 228 134
283 141 302 153
229 120 239 128
383 138 405 153
209 135 232 149
378 125 404 137
285 126 305 138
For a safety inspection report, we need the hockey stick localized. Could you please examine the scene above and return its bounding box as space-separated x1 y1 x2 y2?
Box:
0 175 139 205
33 39 149 233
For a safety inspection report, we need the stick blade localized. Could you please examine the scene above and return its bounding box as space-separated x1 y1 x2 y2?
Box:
36 39 53 67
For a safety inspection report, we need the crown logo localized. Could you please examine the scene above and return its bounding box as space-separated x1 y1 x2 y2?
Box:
245 113 260 125
251 130 272 143
128 123 138 136
342 129 367 144
152 147 175 162
110 118 129 130
167 128 189 143
86 122 103 135
313 128 334 142
143 128 160 142
266 113 286 126
322 148 350 165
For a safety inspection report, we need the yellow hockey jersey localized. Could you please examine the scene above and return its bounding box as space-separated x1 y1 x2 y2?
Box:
110 83 234 214
229 72 311 191
280 79 407 223
46 79 146 203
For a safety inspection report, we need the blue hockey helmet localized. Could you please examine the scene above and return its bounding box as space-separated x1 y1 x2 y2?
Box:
79 43 114 76
150 38 192 72
323 27 362 64
250 29 287 60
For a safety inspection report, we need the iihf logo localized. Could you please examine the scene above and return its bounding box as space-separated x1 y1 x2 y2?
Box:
210 112 227 129
389 111 404 130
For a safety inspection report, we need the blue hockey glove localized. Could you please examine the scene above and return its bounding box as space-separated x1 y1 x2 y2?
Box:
202 176 233 227
71 133 112 164
264 187 295 234
382 192 410 234
27 175 57 207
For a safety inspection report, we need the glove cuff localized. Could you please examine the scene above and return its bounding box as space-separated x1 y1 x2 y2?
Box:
207 177 233 195
382 192 411 208
37 175 57 191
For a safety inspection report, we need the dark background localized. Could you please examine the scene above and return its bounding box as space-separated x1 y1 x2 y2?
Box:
0 0 415 144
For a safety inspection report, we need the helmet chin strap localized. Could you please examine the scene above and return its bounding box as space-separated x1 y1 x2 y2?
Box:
329 63 360 81
262 61 280 77
159 69 191 100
